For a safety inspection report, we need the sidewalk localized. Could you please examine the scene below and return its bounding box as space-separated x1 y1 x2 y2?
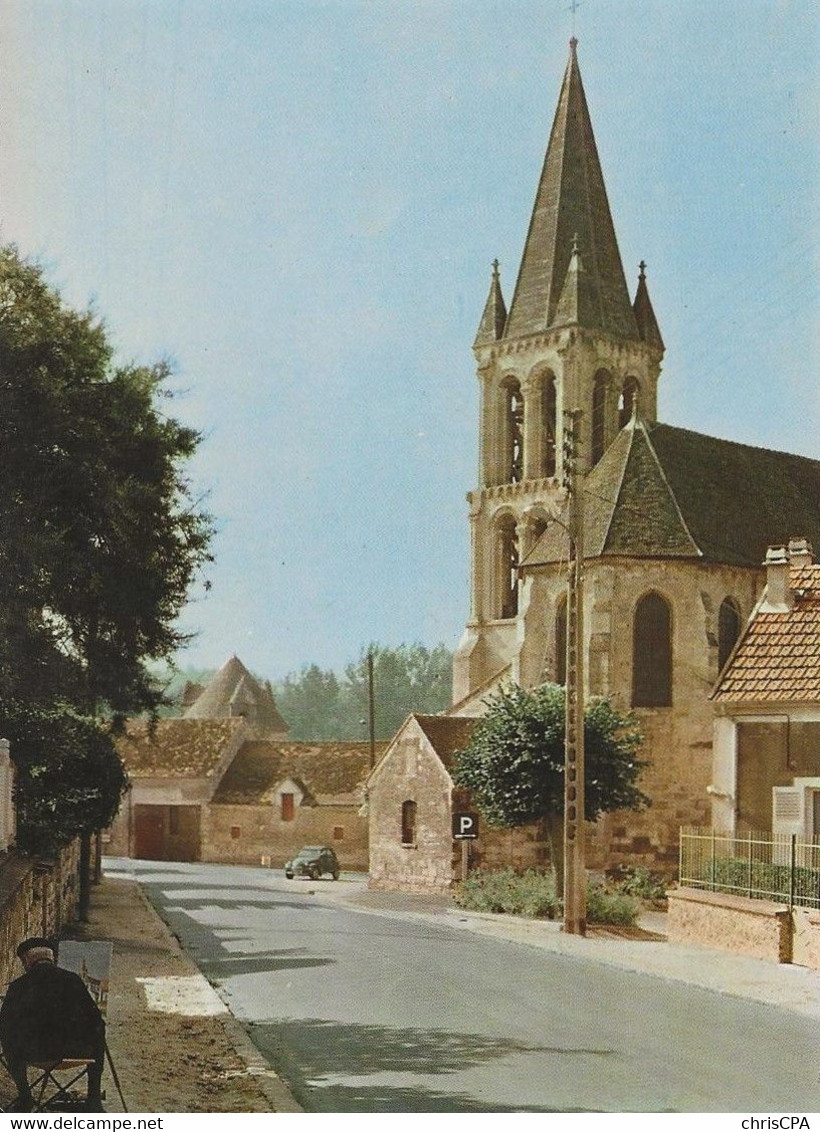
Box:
6 875 303 1114
315 878 820 1020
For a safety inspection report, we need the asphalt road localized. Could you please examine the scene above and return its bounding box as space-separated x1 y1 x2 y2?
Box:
124 860 820 1113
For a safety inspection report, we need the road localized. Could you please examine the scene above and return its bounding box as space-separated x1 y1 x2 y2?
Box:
116 860 820 1113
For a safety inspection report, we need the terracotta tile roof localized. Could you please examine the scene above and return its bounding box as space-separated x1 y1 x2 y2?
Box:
713 564 820 703
211 741 387 804
414 715 477 770
117 718 245 778
523 420 820 570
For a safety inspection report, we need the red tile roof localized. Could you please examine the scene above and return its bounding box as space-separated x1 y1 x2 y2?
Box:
712 564 820 703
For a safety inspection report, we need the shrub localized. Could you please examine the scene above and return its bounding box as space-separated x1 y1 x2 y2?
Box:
585 882 639 926
608 865 668 902
453 869 640 925
453 868 560 919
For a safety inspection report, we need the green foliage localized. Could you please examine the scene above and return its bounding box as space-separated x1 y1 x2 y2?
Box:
453 869 561 919
696 856 820 906
452 869 640 925
276 643 452 741
585 882 640 926
0 245 213 718
0 245 211 848
1 700 127 856
451 682 648 829
608 865 668 901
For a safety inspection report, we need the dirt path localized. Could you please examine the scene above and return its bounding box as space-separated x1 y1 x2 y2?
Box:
32 876 300 1113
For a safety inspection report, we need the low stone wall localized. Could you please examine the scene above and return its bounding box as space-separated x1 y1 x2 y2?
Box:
0 842 81 988
667 886 792 963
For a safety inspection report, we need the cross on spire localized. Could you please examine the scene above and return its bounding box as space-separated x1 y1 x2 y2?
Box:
566 0 582 38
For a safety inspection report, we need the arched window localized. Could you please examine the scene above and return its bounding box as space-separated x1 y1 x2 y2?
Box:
618 377 639 429
504 380 524 483
542 374 557 477
555 594 567 685
632 592 672 707
496 514 519 619
591 371 608 465
401 800 417 845
718 598 741 671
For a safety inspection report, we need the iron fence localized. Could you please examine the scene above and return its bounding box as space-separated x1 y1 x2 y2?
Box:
679 827 820 911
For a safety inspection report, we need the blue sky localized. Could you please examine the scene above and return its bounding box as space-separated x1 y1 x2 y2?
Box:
1 1 817 683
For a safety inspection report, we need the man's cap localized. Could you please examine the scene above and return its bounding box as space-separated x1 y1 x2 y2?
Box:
16 937 55 959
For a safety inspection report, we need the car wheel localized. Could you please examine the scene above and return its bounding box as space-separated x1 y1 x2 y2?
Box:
331 870 339 881
309 867 319 880
285 872 293 879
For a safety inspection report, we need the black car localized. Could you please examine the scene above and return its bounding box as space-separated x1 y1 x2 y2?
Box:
284 845 340 880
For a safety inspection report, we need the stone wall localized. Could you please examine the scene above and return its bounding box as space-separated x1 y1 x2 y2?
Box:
516 557 762 870
667 886 792 963
202 803 367 871
0 841 81 988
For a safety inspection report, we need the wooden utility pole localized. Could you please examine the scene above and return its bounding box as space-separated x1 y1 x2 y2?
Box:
367 648 376 770
563 410 586 935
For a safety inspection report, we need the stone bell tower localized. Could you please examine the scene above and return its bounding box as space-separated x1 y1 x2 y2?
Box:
453 39 664 705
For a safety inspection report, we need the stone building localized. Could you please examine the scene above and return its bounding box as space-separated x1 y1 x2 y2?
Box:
711 538 820 838
436 39 820 873
108 656 378 866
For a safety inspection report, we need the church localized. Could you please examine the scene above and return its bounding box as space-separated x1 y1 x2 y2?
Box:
444 39 820 870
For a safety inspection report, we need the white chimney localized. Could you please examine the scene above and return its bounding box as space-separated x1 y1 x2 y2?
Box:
760 545 793 612
788 537 813 567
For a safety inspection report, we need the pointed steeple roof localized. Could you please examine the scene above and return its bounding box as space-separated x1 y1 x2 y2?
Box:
505 40 639 342
632 261 664 351
474 259 507 347
552 235 599 328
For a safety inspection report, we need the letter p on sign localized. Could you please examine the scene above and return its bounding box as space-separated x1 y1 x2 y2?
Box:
452 812 479 840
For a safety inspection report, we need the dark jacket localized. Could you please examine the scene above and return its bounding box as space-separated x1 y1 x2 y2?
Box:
0 960 105 1065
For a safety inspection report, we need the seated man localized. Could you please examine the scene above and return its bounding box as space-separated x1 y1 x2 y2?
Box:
0 937 105 1111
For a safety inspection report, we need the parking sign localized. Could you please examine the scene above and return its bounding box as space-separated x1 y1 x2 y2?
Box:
452 812 479 840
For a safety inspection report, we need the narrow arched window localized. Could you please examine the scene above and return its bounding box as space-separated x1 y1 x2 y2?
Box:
542 375 557 477
555 594 567 685
401 800 417 845
505 381 524 483
632 592 672 707
497 515 519 619
618 377 639 429
591 371 607 465
718 598 741 671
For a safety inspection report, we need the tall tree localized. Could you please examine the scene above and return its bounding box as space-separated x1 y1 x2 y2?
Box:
0 245 213 717
452 683 648 891
0 245 213 855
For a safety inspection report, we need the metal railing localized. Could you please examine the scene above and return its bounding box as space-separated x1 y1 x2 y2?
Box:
679 827 820 910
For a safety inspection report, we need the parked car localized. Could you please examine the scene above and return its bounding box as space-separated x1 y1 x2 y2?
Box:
284 845 340 880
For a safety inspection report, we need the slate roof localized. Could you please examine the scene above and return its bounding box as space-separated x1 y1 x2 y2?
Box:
504 40 639 343
712 564 820 704
414 715 477 771
117 718 244 778
211 741 385 805
183 655 289 735
523 419 820 570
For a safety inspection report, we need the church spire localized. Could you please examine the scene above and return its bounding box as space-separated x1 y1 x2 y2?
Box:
632 260 664 352
473 258 507 347
504 40 639 342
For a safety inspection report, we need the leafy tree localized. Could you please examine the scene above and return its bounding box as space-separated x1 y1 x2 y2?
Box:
0 245 212 856
0 245 213 719
452 683 648 891
276 643 453 741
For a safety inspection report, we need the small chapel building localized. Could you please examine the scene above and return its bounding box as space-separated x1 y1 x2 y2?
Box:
369 38 820 887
